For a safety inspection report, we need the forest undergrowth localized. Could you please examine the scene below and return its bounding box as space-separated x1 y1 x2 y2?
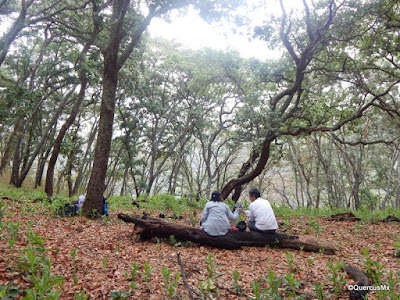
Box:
1 184 399 299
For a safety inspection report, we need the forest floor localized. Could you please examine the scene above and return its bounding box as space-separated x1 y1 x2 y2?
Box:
0 192 400 299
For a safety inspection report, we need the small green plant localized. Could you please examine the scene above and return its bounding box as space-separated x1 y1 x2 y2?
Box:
285 251 297 273
199 253 221 296
100 214 109 225
232 270 241 294
326 260 345 297
25 229 46 252
142 262 154 291
102 257 108 271
74 290 89 300
369 270 400 300
205 253 219 280
22 257 64 300
250 279 264 300
307 219 323 235
188 212 198 227
393 241 400 258
17 246 44 276
383 270 400 299
7 222 20 249
0 280 24 300
250 272 283 300
361 248 385 285
90 208 98 219
306 256 314 280
71 248 77 260
168 235 182 247
0 200 5 223
250 271 283 300
283 273 305 299
70 248 78 285
126 262 140 292
161 266 181 299
263 270 282 300
109 290 131 300
312 282 328 300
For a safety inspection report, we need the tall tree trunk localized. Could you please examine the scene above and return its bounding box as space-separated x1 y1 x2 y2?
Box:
44 80 87 196
55 170 64 195
84 68 119 215
10 134 23 185
105 147 123 190
71 120 98 195
84 0 130 217
44 2 99 196
13 86 77 187
65 150 75 197
0 116 24 175
34 147 51 188
0 0 31 67
120 167 129 196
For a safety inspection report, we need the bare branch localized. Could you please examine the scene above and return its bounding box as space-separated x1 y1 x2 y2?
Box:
279 0 299 65
331 133 398 146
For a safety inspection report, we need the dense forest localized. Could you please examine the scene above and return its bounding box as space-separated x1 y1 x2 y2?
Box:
1 1 400 299
1 0 400 214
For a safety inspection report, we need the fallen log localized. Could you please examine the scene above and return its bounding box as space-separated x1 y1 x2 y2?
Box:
327 212 360 222
380 215 400 223
118 213 335 254
343 264 370 299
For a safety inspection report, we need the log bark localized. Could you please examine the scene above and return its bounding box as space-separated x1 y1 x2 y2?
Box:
343 264 370 300
380 215 400 223
327 212 361 222
118 213 335 254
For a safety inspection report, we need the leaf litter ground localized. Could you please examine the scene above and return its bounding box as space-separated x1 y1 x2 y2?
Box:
0 199 399 299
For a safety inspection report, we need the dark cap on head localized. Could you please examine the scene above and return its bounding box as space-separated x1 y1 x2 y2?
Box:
249 188 261 199
211 190 222 202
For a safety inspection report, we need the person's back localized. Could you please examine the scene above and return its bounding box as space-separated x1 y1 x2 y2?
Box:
77 195 86 210
200 191 239 236
249 198 278 231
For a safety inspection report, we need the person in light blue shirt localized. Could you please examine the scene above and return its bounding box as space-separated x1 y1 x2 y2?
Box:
200 191 240 236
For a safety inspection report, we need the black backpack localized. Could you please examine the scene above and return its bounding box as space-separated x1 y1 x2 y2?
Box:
236 221 247 231
55 203 77 217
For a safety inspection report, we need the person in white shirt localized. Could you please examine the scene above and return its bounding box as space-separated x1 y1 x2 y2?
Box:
241 188 278 233
77 194 86 210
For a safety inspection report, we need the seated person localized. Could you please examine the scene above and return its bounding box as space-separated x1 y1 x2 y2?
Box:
200 191 239 236
77 194 86 210
242 188 278 233
73 194 108 215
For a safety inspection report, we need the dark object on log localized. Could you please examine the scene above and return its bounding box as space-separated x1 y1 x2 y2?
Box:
2 196 23 203
343 264 370 299
55 203 77 217
32 197 53 204
380 215 400 223
236 221 247 231
118 213 335 254
327 212 360 222
131 200 141 208
159 213 184 220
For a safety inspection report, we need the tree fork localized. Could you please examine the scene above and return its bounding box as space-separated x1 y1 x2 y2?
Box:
221 133 275 200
